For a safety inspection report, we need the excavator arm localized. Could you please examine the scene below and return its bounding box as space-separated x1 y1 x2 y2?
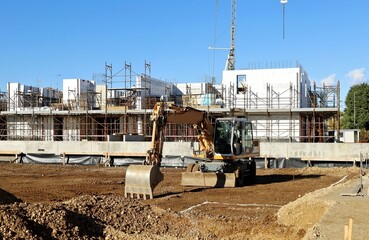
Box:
145 101 166 166
146 102 215 164
166 104 215 158
125 101 215 199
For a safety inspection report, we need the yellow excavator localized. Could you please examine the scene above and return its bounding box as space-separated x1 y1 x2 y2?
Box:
124 101 258 199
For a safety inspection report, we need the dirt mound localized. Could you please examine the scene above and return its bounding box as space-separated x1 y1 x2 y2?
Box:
276 174 352 234
0 195 214 239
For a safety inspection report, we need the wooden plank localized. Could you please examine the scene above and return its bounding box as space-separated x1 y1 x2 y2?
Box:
300 158 358 162
63 152 107 156
62 152 146 157
108 152 146 157
348 218 353 240
344 224 348 240
0 151 21 155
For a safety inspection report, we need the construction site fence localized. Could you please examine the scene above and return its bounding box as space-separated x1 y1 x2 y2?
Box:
0 135 337 143
8 154 368 170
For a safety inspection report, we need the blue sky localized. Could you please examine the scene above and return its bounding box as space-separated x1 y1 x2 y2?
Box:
0 0 368 107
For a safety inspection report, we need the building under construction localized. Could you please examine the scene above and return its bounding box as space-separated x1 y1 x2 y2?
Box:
0 62 340 143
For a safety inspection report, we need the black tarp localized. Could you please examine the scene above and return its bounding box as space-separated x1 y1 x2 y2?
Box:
18 153 102 165
254 157 309 169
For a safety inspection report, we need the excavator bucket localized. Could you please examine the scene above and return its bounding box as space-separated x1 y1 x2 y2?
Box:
181 172 236 188
124 165 164 199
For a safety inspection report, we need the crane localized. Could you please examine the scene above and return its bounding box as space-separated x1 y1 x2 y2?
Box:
226 0 236 71
209 0 236 72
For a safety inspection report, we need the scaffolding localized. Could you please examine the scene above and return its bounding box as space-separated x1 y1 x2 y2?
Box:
0 65 340 143
234 82 300 109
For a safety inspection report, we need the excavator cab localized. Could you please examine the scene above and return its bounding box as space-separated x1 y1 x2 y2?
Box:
213 118 254 156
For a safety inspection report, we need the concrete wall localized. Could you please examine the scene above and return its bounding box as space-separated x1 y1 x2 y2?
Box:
249 114 300 142
0 141 193 157
1 141 368 162
136 75 173 97
135 75 173 109
222 67 310 109
63 79 95 109
7 115 54 141
176 82 215 95
260 142 369 161
339 129 360 143
7 82 41 111
63 117 80 141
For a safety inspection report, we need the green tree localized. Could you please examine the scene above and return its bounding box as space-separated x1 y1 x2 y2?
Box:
342 83 369 130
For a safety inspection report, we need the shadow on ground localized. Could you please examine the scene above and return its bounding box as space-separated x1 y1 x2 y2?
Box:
0 188 22 204
255 174 322 185
153 174 323 198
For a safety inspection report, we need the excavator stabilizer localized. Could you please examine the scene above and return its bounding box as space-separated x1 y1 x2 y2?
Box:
124 165 164 199
181 172 236 187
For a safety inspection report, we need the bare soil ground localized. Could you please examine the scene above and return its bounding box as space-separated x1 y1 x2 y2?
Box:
0 163 366 239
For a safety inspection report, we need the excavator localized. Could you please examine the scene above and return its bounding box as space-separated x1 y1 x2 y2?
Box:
124 101 258 199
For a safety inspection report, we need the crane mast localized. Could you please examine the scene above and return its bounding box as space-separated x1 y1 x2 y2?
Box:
226 0 236 71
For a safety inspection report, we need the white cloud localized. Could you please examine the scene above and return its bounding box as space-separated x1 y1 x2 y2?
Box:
346 68 367 86
321 74 336 86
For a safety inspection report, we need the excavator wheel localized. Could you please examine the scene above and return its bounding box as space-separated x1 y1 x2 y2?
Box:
235 168 245 187
124 164 164 200
235 159 257 186
248 159 257 184
242 160 257 185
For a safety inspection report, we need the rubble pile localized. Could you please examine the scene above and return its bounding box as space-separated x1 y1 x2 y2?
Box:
0 194 212 239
